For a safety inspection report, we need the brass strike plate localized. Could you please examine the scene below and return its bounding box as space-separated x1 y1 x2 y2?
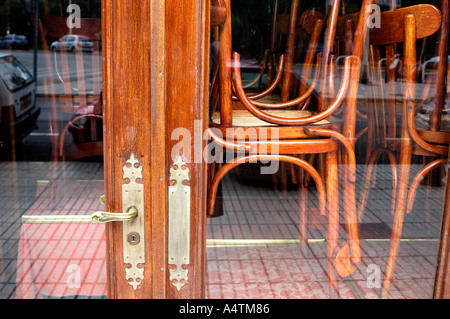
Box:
122 154 145 291
168 156 191 291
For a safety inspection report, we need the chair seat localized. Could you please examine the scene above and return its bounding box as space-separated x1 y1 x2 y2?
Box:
390 102 450 133
211 109 330 127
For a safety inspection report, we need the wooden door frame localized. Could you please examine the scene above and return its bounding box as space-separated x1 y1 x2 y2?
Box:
102 0 209 298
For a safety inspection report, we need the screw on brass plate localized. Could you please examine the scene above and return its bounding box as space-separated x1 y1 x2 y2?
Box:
127 232 140 245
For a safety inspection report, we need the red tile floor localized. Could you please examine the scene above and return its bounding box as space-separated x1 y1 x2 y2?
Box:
0 160 445 298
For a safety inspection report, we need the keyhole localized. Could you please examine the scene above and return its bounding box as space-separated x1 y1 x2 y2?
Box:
127 232 140 245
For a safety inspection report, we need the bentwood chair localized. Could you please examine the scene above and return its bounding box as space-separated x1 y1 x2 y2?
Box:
225 1 326 99
353 4 447 298
211 0 326 115
210 0 326 235
230 0 327 197
208 0 375 297
210 0 326 201
38 15 103 162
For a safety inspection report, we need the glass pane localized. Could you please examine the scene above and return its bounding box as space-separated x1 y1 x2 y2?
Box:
0 0 105 299
207 0 449 299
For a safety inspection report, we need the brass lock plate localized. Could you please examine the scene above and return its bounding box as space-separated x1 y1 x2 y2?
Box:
122 154 145 291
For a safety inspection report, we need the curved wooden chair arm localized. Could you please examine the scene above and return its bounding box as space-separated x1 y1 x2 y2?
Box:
356 109 368 120
59 114 103 157
241 50 268 89
406 98 449 156
232 52 353 125
304 127 356 179
232 53 285 100
206 128 253 153
355 126 368 142
233 52 321 110
210 0 227 27
207 154 327 216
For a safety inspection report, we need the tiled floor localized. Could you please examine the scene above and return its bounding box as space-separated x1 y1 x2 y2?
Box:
205 164 443 299
0 160 445 298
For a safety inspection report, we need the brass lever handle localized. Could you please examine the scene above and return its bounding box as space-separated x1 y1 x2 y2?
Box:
22 207 138 224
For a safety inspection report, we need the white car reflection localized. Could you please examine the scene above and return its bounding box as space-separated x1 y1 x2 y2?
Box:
50 34 93 53
0 53 40 145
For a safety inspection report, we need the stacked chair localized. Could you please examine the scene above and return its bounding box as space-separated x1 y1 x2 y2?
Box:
356 3 448 298
208 0 375 297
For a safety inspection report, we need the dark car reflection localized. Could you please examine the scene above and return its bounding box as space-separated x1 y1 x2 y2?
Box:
0 34 30 50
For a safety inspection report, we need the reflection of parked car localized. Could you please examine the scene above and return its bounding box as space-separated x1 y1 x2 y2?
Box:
0 53 40 144
421 55 450 83
0 34 30 50
50 35 93 53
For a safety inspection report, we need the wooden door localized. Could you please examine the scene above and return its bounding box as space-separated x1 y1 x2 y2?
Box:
102 0 209 298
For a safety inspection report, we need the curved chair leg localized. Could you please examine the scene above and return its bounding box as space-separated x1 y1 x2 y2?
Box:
357 147 398 221
207 161 224 217
406 159 447 214
326 150 340 298
386 150 398 217
297 161 309 256
381 155 444 299
357 146 383 221
59 114 103 157
298 153 318 257
381 141 412 298
207 153 360 296
341 156 361 268
304 127 361 268
207 154 328 263
207 154 327 216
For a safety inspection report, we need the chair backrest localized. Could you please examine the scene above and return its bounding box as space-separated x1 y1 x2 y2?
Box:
335 11 360 57
429 0 449 132
277 8 325 105
213 0 327 125
367 4 442 148
213 0 376 135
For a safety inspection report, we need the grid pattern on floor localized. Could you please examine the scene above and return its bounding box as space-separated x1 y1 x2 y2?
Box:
0 161 445 298
0 161 106 299
205 163 444 299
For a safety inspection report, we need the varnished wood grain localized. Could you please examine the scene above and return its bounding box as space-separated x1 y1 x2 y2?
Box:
103 0 166 299
430 0 449 131
435 149 450 299
103 0 209 299
165 0 209 298
370 4 441 45
210 0 226 27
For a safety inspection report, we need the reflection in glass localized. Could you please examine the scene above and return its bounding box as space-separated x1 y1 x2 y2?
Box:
206 0 449 299
0 0 105 299
0 0 448 299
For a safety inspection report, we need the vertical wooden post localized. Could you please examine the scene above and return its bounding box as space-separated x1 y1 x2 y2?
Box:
165 0 209 299
434 145 450 299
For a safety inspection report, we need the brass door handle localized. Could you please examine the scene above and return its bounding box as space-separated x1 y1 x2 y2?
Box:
22 207 138 224
22 154 147 291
